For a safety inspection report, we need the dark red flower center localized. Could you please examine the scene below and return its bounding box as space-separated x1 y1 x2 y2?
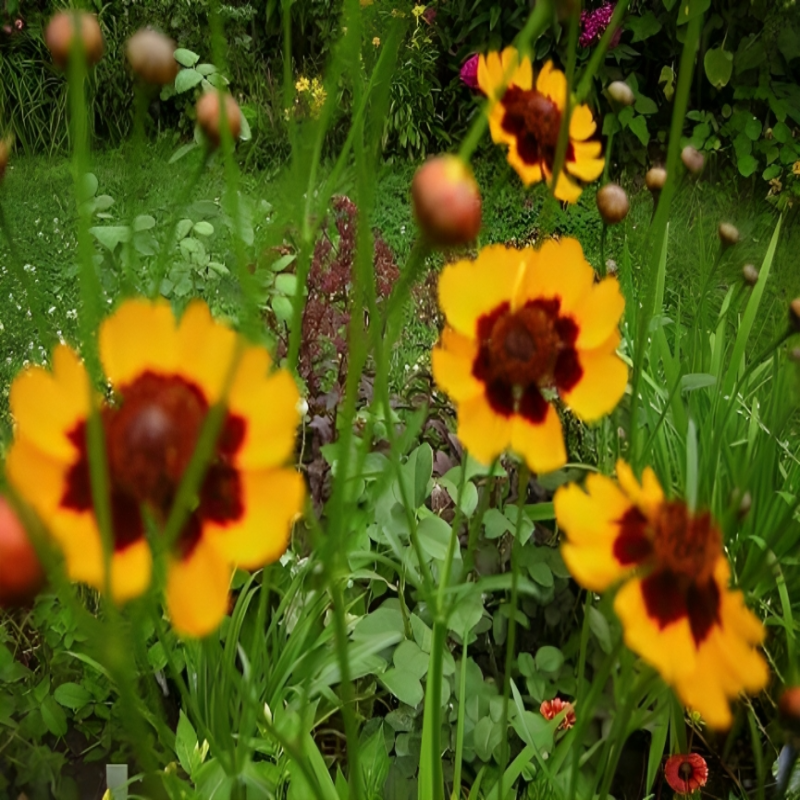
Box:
472 299 582 423
612 500 723 647
500 86 574 169
61 372 247 558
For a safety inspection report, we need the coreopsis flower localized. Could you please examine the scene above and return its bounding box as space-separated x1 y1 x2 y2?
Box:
6 300 304 637
579 3 622 49
664 753 708 795
540 697 576 730
554 461 768 728
477 48 604 202
432 239 627 474
460 54 481 91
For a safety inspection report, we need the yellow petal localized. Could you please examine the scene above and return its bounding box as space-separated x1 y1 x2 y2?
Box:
50 509 104 587
566 142 605 183
228 349 301 470
489 104 515 147
501 46 533 91
100 299 179 387
438 245 531 338
510 404 566 474
176 301 238 404
9 345 90 461
521 238 594 316
562 542 629 592
507 145 545 186
616 460 664 517
572 278 625 350
535 60 567 110
111 539 152 603
552 169 583 203
478 50 504 99
431 329 483 403
614 577 698 684
569 105 597 141
6 435 70 516
205 468 304 569
561 344 627 422
166 536 232 638
455 392 513 466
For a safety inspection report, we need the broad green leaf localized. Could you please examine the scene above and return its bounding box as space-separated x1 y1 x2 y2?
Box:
175 218 194 240
193 220 214 237
473 716 503 762
704 46 733 89
41 695 67 737
628 114 650 146
175 69 204 94
417 515 452 561
53 682 91 710
393 640 429 679
448 591 484 635
381 668 423 707
275 273 299 296
94 194 115 212
89 225 130 251
271 253 297 272
588 606 613 653
745 116 762 140
174 48 200 67
134 214 156 232
196 63 217 75
737 154 759 177
169 142 199 164
534 645 564 674
272 296 294 322
627 11 661 42
676 0 710 24
176 710 201 777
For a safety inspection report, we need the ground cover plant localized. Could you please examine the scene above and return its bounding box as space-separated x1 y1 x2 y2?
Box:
2 1 800 800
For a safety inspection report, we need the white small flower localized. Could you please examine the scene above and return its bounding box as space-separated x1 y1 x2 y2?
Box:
296 397 309 416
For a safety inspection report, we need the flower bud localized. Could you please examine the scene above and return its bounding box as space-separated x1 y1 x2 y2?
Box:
0 138 8 183
45 11 103 70
196 91 241 148
0 497 45 608
780 687 800 733
607 81 634 107
718 222 739 248
645 167 667 194
596 184 629 225
411 155 482 247
681 145 705 175
126 29 179 85
790 299 800 333
791 347 800 362
742 264 759 287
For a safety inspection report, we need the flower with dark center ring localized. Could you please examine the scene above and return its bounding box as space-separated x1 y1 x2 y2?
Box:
554 461 768 728
432 239 627 474
477 48 604 203
664 753 708 795
6 299 304 637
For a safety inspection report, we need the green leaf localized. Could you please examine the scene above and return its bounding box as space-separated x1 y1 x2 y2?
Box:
196 63 217 76
745 116 762 141
417 515 452 561
275 273 298 297
381 669 424 707
704 46 733 89
484 508 513 539
448 591 484 636
133 214 156 232
659 65 675 101
588 606 613 654
737 154 759 177
534 646 564 674
94 194 115 212
41 695 67 737
54 682 91 711
175 69 204 94
175 218 194 240
393 640 429 680
635 94 658 115
271 296 294 322
628 115 650 146
473 716 503 762
773 122 792 144
89 225 130 251
778 25 800 62
174 48 200 67
79 172 98 200
193 220 214 237
176 710 200 777
169 142 199 164
271 253 297 272
676 0 710 25
627 11 662 42
528 562 553 588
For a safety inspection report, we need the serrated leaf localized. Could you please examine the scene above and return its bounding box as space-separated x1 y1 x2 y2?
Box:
704 46 733 89
174 48 200 67
175 69 204 94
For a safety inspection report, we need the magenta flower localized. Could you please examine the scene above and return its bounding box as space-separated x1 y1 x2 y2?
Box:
460 54 481 91
579 2 622 49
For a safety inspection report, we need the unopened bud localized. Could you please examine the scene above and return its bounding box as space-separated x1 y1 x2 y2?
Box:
596 184 629 225
718 222 739 248
607 81 635 107
196 91 241 148
0 497 45 608
790 299 800 333
126 29 179 85
780 687 800 734
737 490 752 518
742 264 759 286
45 11 103 70
681 145 705 175
0 139 8 183
411 155 482 247
645 167 667 194
791 347 800 362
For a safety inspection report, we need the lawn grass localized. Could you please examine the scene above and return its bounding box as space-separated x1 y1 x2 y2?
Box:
0 143 797 436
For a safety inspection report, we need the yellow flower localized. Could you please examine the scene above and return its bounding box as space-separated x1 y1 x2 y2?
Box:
478 47 604 203
554 461 768 729
412 4 426 17
432 239 627 474
295 76 310 93
372 36 381 47
6 299 304 638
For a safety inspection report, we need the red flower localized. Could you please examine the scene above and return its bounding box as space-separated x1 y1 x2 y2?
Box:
665 753 708 795
540 697 576 730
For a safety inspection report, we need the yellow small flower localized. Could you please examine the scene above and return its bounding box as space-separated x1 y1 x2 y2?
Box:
295 76 310 93
412 4 426 17
793 161 800 177
372 36 381 47
554 461 768 729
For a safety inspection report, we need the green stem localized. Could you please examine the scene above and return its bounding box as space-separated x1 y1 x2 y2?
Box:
451 638 469 800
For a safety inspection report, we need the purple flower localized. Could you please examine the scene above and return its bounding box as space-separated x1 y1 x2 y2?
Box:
460 54 481 91
579 2 622 49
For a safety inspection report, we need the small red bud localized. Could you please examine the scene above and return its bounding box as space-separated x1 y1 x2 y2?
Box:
780 687 800 733
0 497 45 608
196 91 242 148
126 29 179 86
596 184 629 225
45 11 103 70
411 156 482 247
